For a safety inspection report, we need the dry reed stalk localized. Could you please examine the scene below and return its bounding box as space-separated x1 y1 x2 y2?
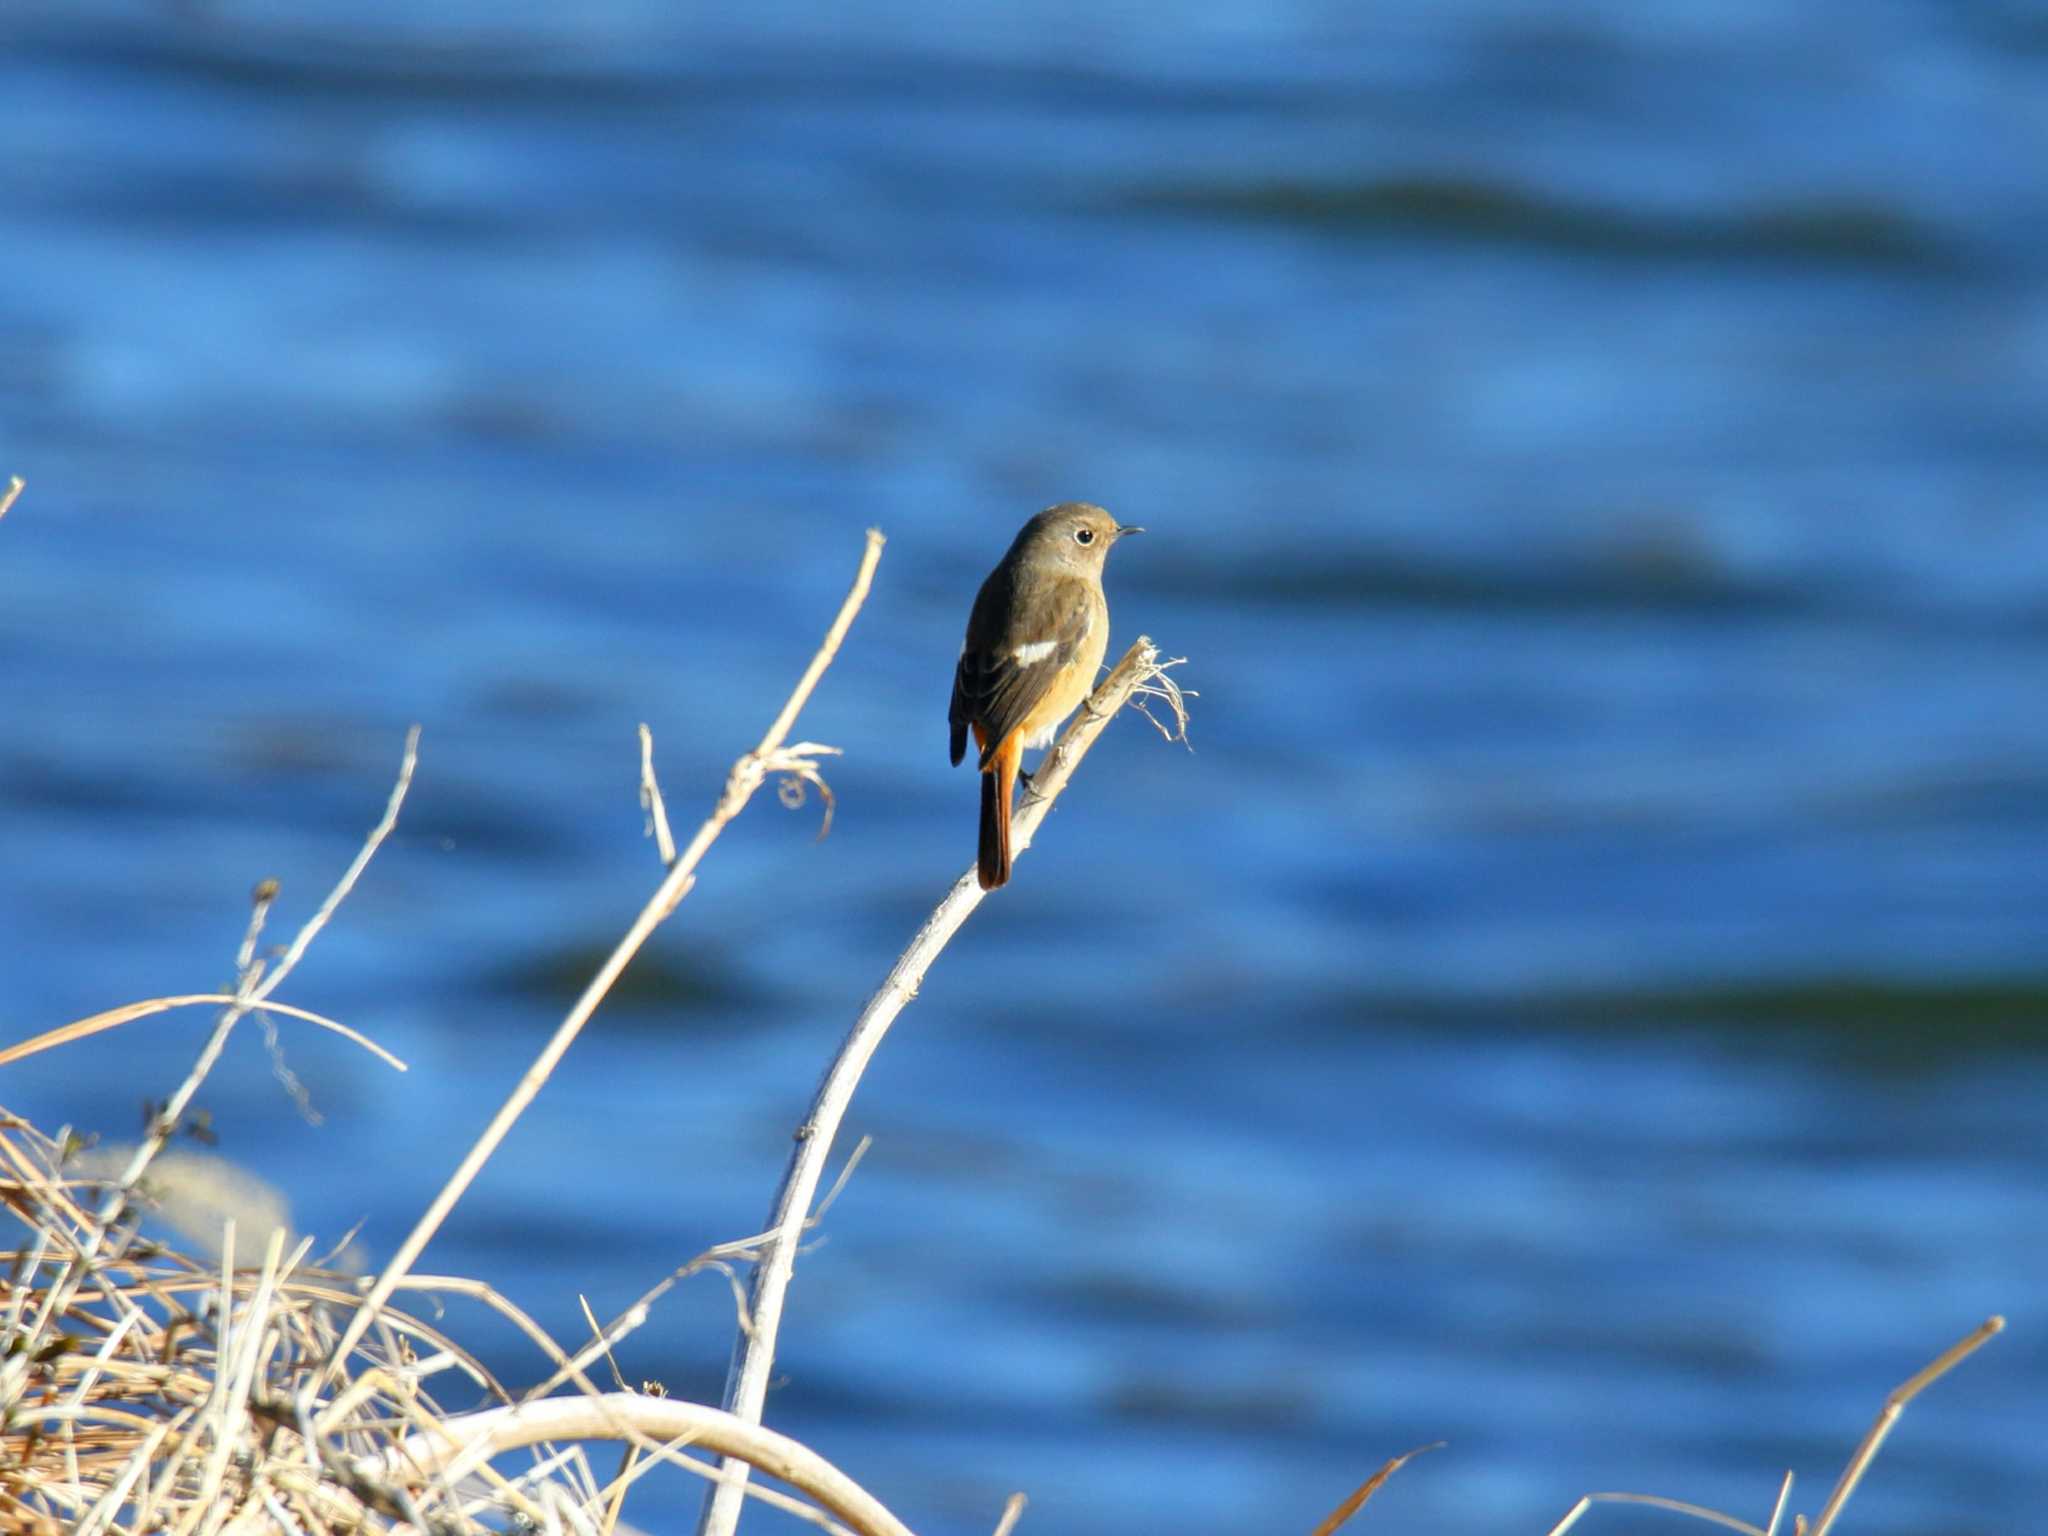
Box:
1544 1315 2005 1536
317 529 885 1394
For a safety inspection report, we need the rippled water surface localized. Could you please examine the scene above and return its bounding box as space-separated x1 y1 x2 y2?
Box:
3 5 2045 1532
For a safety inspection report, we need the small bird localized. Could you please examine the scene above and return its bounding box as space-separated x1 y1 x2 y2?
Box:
950 504 1143 889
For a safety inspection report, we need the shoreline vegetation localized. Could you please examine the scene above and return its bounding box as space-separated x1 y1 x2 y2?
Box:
0 519 1999 1535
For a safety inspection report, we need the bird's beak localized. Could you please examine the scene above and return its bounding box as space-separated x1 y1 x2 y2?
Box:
1116 524 1145 538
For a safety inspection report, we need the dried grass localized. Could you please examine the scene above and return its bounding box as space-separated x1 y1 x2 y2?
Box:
0 1109 481 1536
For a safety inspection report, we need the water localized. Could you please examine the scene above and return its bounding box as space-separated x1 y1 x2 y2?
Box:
2 4 2044 1532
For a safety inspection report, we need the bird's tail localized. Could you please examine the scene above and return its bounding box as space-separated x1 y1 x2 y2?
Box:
978 744 1014 889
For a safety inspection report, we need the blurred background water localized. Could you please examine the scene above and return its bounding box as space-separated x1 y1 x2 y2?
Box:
2 3 2044 1532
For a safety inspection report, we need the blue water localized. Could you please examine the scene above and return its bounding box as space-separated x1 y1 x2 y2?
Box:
3 5 2044 1532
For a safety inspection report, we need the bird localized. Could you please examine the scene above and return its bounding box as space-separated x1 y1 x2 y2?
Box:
949 504 1143 889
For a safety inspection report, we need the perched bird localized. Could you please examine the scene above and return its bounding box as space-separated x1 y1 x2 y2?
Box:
949 504 1142 889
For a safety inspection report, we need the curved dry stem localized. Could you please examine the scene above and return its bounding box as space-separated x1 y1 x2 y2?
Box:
383 1394 915 1536
1546 1491 1768 1536
0 995 407 1074
698 637 1182 1536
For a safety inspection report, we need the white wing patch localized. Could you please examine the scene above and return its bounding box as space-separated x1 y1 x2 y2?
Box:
1012 639 1058 665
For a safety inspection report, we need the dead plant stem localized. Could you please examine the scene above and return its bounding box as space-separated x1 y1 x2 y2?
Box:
315 531 885 1399
697 638 1177 1536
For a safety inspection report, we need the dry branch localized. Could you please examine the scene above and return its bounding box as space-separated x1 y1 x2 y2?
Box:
318 530 885 1395
1807 1314 2003 1536
382 1395 915 1536
697 636 1183 1536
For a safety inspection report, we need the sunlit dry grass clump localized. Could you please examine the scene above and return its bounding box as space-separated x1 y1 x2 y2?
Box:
0 1107 522 1536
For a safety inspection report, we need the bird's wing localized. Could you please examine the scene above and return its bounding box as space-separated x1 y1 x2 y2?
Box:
951 574 1096 770
948 661 972 766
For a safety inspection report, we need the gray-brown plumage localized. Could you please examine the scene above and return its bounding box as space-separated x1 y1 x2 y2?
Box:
950 504 1141 888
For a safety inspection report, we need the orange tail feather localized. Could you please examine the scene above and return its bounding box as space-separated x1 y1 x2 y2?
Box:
978 738 1016 889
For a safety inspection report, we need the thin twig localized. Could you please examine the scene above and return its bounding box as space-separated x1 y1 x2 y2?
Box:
1126 654 1194 746
577 1295 631 1393
235 879 280 985
811 1135 872 1225
14 729 419 1364
1548 1318 2005 1536
525 1221 796 1404
316 532 884 1398
639 724 678 867
255 730 420 997
128 723 418 1193
1806 1315 2004 1536
0 995 408 1073
1546 1491 1767 1536
697 637 1180 1536
594 1430 682 1536
1763 1471 1794 1536
1306 1443 1442 1536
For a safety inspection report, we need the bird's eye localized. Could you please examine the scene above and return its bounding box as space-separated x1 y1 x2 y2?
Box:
1074 527 1095 545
